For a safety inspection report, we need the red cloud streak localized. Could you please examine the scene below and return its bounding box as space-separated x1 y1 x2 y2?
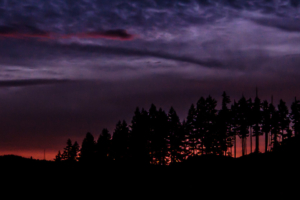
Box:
0 29 136 41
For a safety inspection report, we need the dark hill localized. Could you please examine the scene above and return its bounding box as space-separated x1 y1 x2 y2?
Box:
1 136 300 198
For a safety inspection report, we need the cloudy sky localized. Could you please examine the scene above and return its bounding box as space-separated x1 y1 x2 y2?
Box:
0 0 300 160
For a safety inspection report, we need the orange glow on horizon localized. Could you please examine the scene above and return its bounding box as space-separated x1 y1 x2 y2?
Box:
0 150 57 161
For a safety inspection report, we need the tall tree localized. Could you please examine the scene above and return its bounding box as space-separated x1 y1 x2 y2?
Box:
291 97 300 137
154 108 168 165
148 104 158 164
130 107 151 164
79 132 96 162
217 92 232 156
203 95 218 155
231 100 239 158
112 120 129 162
252 96 263 153
168 107 183 164
54 151 62 162
262 100 271 153
270 102 280 150
62 139 73 161
70 141 80 161
186 104 197 157
195 97 206 155
277 99 290 142
236 96 250 156
96 128 111 162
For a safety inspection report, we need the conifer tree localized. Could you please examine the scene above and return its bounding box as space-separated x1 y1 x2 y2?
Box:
195 97 206 155
112 120 129 162
70 141 80 161
62 139 73 161
262 100 271 153
96 128 111 162
79 132 96 162
218 92 232 156
291 97 300 137
270 103 280 150
186 104 197 157
277 99 290 142
130 107 151 164
54 151 62 162
253 96 262 153
236 96 250 156
168 107 183 163
204 95 218 155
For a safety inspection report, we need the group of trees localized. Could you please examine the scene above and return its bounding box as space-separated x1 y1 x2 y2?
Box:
55 91 300 165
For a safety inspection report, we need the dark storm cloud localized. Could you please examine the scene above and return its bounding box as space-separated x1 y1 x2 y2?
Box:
56 43 224 68
81 29 135 40
248 16 300 32
0 24 51 38
0 39 223 69
0 79 72 87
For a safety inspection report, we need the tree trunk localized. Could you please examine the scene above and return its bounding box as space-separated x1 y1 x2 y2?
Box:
265 131 268 153
250 127 252 153
234 134 237 158
256 124 259 153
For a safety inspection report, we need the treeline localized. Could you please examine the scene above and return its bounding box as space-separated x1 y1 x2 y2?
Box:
55 91 300 165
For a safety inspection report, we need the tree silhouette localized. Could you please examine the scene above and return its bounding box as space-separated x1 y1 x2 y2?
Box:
277 99 290 142
70 141 80 161
168 106 183 163
262 100 271 153
236 96 250 156
154 108 168 165
130 107 151 164
55 91 300 165
186 104 197 157
96 128 111 162
54 150 62 162
218 92 232 156
112 120 129 162
291 97 300 137
231 100 239 158
252 96 263 154
203 95 218 155
270 102 280 150
62 139 73 161
79 132 96 162
195 97 206 155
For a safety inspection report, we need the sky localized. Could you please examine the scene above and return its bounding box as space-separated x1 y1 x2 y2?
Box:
0 0 300 160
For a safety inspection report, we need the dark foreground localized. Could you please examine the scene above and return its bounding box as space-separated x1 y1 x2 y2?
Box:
1 138 300 198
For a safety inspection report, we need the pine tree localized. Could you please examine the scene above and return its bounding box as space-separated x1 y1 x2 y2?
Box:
218 92 232 156
96 128 111 162
70 141 80 161
270 103 280 150
277 99 290 142
204 95 218 155
112 120 129 162
262 100 271 153
54 151 62 162
79 132 96 162
186 104 197 157
291 97 300 137
130 107 151 164
236 96 250 156
253 96 262 154
195 97 206 155
168 107 183 164
62 139 73 161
